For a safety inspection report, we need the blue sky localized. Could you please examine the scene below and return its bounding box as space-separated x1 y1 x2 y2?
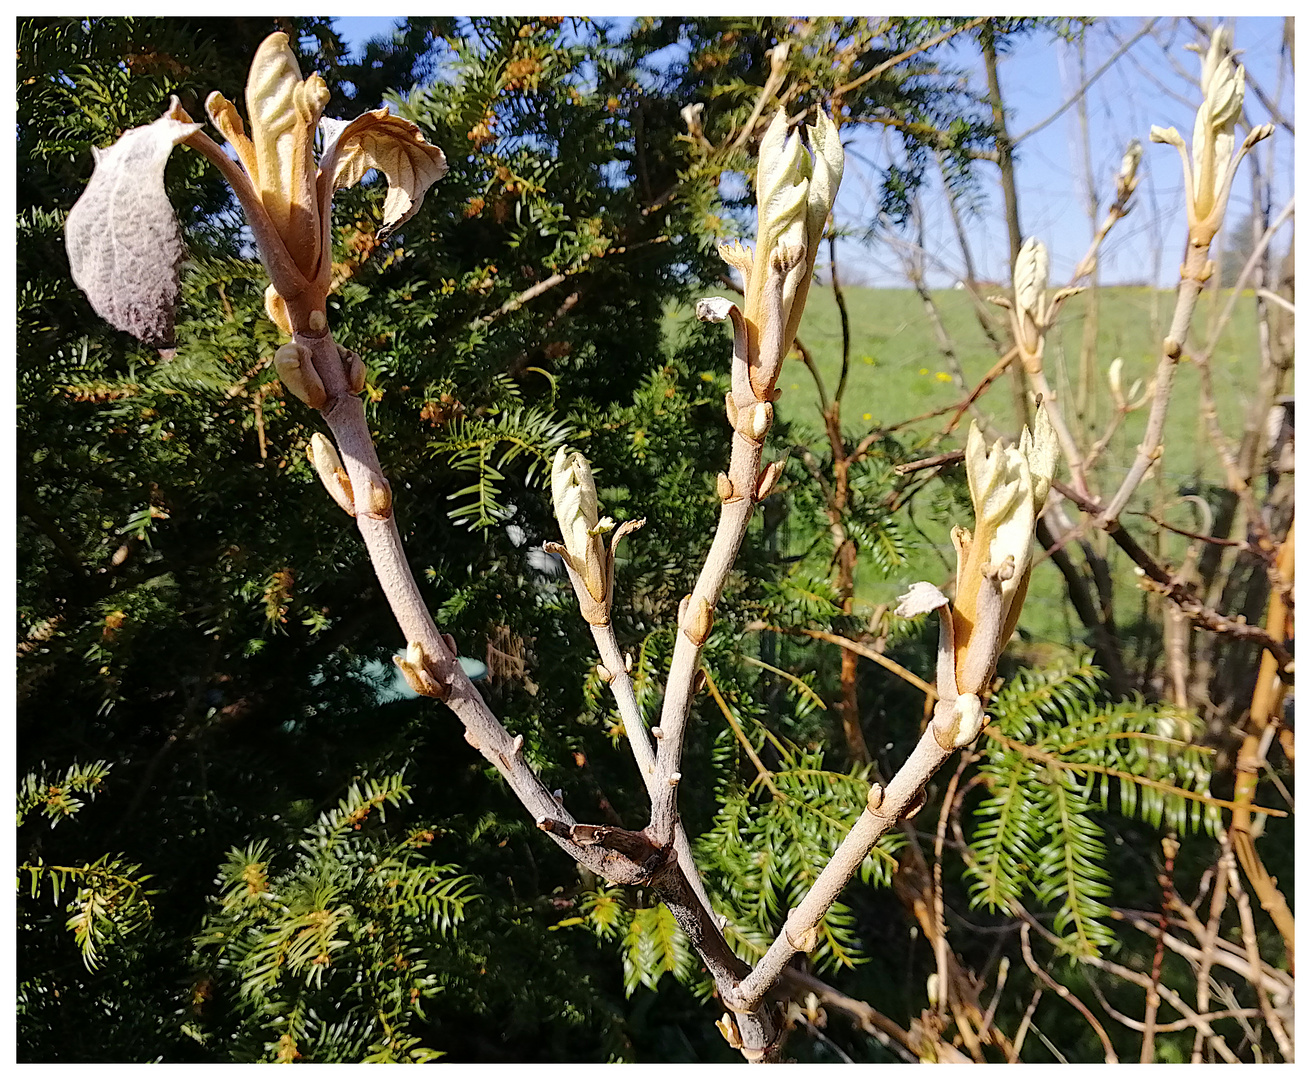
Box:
333 16 1293 289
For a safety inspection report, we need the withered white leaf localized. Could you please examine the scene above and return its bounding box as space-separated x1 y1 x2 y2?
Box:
894 581 950 619
65 113 201 345
320 108 448 240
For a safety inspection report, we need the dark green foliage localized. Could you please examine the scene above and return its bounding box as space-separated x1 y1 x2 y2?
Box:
967 656 1220 956
191 774 474 1061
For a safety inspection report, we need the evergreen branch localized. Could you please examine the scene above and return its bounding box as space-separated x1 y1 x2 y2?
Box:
983 726 1285 819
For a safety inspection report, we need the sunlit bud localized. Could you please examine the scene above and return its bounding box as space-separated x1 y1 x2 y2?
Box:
551 446 607 602
731 108 845 401
1152 28 1272 245
682 595 714 646
264 284 292 336
307 433 355 515
1014 237 1049 327
364 478 392 518
1119 139 1143 184
1108 357 1126 409
1190 28 1244 223
952 406 1058 694
1116 138 1142 203
274 342 326 408
394 639 443 697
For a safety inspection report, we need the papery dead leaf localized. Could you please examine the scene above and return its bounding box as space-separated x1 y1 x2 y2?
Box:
65 113 202 345
321 108 449 239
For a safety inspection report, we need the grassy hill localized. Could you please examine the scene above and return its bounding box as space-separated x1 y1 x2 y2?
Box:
673 283 1272 649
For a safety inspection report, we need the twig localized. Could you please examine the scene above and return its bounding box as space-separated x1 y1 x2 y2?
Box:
780 968 964 1063
591 621 717 919
942 348 1019 437
471 237 671 329
764 624 937 700
1013 20 1158 143
703 666 782 799
726 721 953 1014
1220 832 1293 1059
1099 240 1214 525
1018 905 1242 1063
1019 922 1118 1062
1139 836 1178 1062
1050 481 1294 673
1009 988 1043 1062
895 449 963 477
1110 908 1293 1003
1226 517 1296 968
831 17 990 101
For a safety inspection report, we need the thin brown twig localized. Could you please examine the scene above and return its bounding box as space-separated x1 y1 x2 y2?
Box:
1009 987 1043 1062
830 17 990 101
762 624 937 700
1047 480 1293 672
1139 836 1178 1061
1220 832 1293 1059
702 666 782 799
1019 923 1118 1062
1018 905 1243 1063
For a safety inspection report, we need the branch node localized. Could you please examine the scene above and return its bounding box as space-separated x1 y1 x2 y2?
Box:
784 910 820 954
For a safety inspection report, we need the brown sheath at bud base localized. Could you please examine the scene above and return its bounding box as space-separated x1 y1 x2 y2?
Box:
363 479 393 519
755 459 785 501
682 596 714 646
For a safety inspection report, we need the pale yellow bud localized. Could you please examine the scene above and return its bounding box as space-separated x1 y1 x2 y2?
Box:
1014 236 1049 327
273 342 326 408
307 433 355 515
551 446 607 602
1107 357 1125 408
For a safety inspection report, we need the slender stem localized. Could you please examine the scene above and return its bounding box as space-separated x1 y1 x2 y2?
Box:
1019 923 1118 1062
648 428 765 846
829 234 852 405
728 723 952 1013
297 329 642 886
1220 837 1293 1060
591 622 718 921
1099 240 1211 524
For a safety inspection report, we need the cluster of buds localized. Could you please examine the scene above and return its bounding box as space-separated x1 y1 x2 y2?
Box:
66 31 448 393
897 408 1058 751
1150 27 1273 248
546 447 644 626
991 237 1082 366
713 109 844 409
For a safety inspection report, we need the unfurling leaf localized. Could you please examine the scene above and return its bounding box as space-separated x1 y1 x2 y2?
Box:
64 113 202 345
321 108 449 239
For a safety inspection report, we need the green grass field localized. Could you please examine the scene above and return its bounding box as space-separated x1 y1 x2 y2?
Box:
677 282 1271 653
